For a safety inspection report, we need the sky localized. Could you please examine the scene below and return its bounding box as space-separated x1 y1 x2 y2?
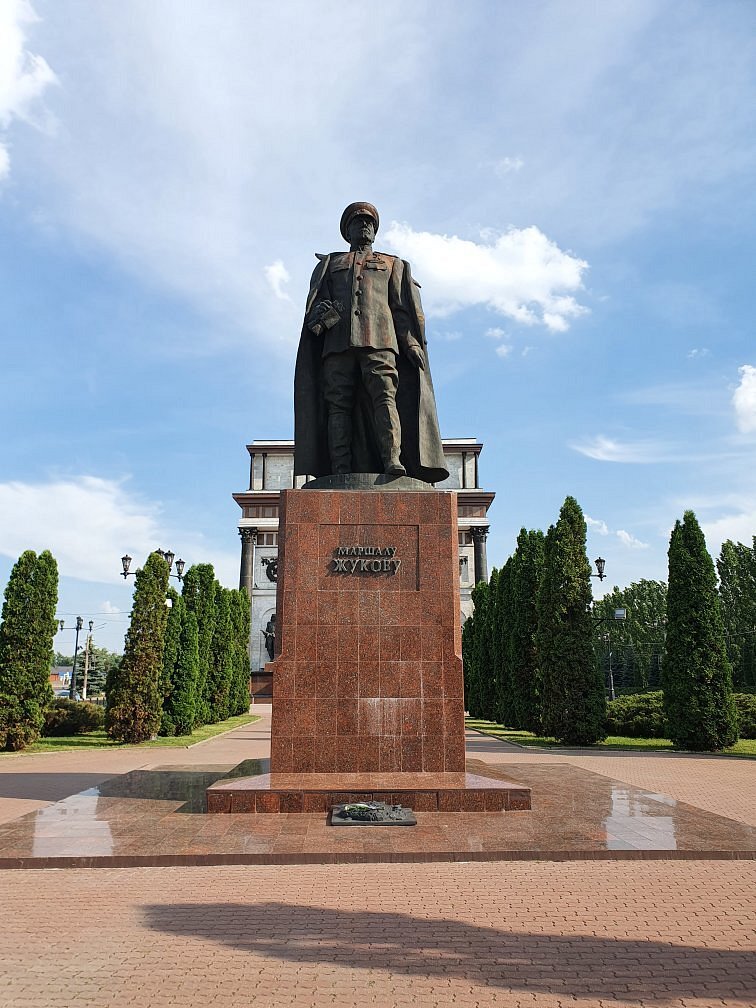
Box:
0 0 755 653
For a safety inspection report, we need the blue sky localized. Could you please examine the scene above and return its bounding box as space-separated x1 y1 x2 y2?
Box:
1 0 755 653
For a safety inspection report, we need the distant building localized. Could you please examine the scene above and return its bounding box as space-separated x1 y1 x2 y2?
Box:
233 439 494 676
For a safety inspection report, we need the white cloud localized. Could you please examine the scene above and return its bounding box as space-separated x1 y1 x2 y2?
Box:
570 435 671 464
0 0 56 180
0 475 238 586
384 223 588 331
701 507 756 557
485 327 507 340
586 516 609 536
733 364 756 433
616 529 649 550
687 347 709 358
100 601 121 614
495 344 513 359
264 259 291 301
493 156 524 176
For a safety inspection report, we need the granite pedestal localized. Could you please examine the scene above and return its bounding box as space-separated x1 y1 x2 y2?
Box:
208 478 530 814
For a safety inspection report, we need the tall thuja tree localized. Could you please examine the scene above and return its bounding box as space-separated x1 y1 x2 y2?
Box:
537 496 605 745
462 613 478 714
494 559 514 725
463 580 494 718
509 528 545 732
159 588 183 736
106 552 169 743
479 569 499 721
209 586 234 722
167 607 199 735
229 589 251 715
182 564 217 726
717 539 756 692
664 512 738 750
0 550 58 751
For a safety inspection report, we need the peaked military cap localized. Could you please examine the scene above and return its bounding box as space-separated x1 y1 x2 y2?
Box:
340 202 380 241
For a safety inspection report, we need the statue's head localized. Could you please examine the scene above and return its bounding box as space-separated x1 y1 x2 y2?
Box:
340 202 379 244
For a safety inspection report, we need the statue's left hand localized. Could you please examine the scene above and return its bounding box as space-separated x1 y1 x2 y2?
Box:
407 346 425 369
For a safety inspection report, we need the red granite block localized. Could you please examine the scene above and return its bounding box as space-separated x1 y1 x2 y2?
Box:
255 792 281 813
443 733 466 772
281 589 296 628
272 662 295 698
357 738 380 772
381 697 402 735
295 662 317 698
508 791 532 810
438 790 463 812
442 660 465 698
313 734 337 773
357 698 382 736
317 623 339 659
336 699 358 735
329 792 361 805
380 626 401 661
293 699 316 736
280 792 304 813
401 738 422 771
399 626 422 661
295 592 317 626
421 661 443 698
398 592 421 626
337 661 358 697
461 789 487 812
379 737 401 772
443 697 465 734
302 792 329 813
206 792 230 814
484 791 507 812
413 791 439 811
421 626 442 662
399 662 421 698
336 737 360 771
315 663 338 698
359 590 380 626
230 791 257 813
337 589 359 625
378 591 401 626
420 593 442 626
379 660 400 697
400 698 421 736
316 699 337 736
295 624 318 661
358 662 380 697
317 591 339 625
337 625 359 662
421 699 444 735
317 492 340 523
270 737 292 769
421 735 445 773
418 493 438 524
338 491 361 524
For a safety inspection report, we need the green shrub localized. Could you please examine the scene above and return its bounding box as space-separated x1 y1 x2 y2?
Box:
159 710 176 737
733 693 756 738
605 691 666 739
43 699 105 736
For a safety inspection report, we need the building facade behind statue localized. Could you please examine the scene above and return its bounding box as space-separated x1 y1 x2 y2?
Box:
234 439 494 685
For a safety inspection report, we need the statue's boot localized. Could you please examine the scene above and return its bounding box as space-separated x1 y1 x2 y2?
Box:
328 413 352 475
375 403 406 476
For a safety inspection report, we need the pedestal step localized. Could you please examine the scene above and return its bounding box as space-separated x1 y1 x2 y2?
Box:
206 770 531 814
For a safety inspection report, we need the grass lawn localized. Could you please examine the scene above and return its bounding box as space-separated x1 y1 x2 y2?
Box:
2 713 261 756
466 717 756 758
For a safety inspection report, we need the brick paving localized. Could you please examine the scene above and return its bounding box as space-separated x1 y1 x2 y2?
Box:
1 860 754 1007
1 712 754 1005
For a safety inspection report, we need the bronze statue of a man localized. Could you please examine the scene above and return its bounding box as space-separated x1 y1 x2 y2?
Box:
294 202 448 484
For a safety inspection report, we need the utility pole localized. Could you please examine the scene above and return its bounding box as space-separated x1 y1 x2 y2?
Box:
82 621 94 699
69 616 83 701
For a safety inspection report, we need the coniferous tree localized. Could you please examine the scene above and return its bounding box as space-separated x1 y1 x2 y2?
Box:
537 496 605 745
167 608 199 735
479 569 499 720
229 589 251 715
591 580 667 692
181 564 217 726
717 539 756 692
106 552 169 743
663 511 738 750
0 550 59 751
209 586 234 722
494 559 514 724
462 613 478 714
159 588 183 735
509 528 545 732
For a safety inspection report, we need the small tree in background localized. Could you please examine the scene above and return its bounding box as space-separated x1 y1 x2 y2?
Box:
0 550 59 751
717 539 756 693
509 528 545 732
209 586 234 722
464 579 495 718
664 511 738 750
159 587 183 736
167 608 199 736
106 552 169 743
229 588 251 715
493 558 514 724
182 563 217 726
537 496 605 745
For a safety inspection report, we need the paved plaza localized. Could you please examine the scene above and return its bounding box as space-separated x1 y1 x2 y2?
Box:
0 708 754 1007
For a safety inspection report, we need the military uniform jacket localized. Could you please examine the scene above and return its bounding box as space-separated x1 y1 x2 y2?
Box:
307 250 421 358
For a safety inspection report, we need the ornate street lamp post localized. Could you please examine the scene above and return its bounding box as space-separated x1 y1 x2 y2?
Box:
120 550 186 582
